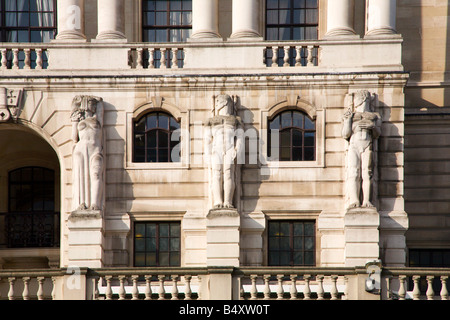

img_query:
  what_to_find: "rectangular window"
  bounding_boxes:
[268,220,315,266]
[265,0,318,41]
[134,221,181,267]
[142,0,192,42]
[0,0,57,42]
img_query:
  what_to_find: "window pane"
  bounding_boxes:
[267,0,278,9]
[147,115,157,129]
[305,132,314,147]
[170,252,180,266]
[159,114,169,129]
[267,10,278,24]
[293,252,303,265]
[135,253,146,267]
[280,130,291,147]
[280,147,291,161]
[155,0,167,10]
[292,130,302,147]
[147,148,157,162]
[304,147,314,161]
[146,253,157,266]
[159,252,169,266]
[305,252,314,265]
[159,238,169,251]
[147,130,157,148]
[281,112,291,128]
[135,238,145,251]
[305,117,315,130]
[135,223,146,237]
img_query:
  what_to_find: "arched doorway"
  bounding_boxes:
[0,126,60,269]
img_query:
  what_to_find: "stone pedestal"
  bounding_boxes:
[67,210,104,268]
[206,209,240,267]
[344,208,380,267]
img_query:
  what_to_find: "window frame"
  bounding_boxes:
[268,110,316,162]
[132,111,181,164]
[267,219,316,267]
[141,0,192,43]
[265,0,319,41]
[133,221,181,267]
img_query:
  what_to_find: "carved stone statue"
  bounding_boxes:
[71,95,105,212]
[205,94,244,210]
[342,90,382,210]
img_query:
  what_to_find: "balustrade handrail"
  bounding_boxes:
[237,266,357,276]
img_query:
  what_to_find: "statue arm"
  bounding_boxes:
[342,110,353,140]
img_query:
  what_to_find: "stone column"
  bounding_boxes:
[324,0,357,38]
[189,0,221,40]
[55,0,86,41]
[366,0,397,36]
[230,0,262,39]
[96,0,126,41]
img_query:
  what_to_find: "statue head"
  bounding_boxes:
[354,90,373,113]
[214,94,234,116]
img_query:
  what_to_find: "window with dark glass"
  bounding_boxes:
[268,220,315,266]
[0,0,56,68]
[265,0,318,41]
[268,110,316,161]
[134,221,181,267]
[142,0,192,42]
[3,166,59,248]
[133,112,181,163]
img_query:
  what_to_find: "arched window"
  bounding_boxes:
[6,166,58,248]
[268,110,316,161]
[133,111,181,163]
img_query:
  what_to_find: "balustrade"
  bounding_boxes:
[384,268,450,300]
[91,268,206,300]
[0,270,62,300]
[0,46,48,70]
[237,268,352,300]
[265,44,319,68]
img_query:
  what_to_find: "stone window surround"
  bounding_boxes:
[260,98,325,168]
[262,210,321,267]
[126,99,189,169]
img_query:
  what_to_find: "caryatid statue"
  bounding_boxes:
[342,90,382,210]
[71,95,105,212]
[205,94,244,210]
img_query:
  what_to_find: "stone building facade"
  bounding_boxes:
[0,0,448,300]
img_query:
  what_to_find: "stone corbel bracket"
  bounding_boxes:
[0,88,24,122]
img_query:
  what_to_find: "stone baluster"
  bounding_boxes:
[330,276,339,300]
[55,0,86,41]
[23,49,31,70]
[317,275,325,300]
[105,276,113,300]
[171,275,179,300]
[8,277,15,300]
[136,48,144,69]
[398,275,406,300]
[307,46,315,67]
[190,0,221,40]
[343,276,349,300]
[12,49,19,69]
[283,47,290,67]
[148,49,155,69]
[289,275,298,300]
[96,0,126,41]
[197,276,203,300]
[441,276,449,300]
[118,276,126,300]
[303,275,312,300]
[325,0,357,38]
[412,276,421,300]
[271,47,278,68]
[184,275,192,300]
[366,0,397,36]
[92,277,99,300]
[145,275,152,300]
[158,275,166,300]
[35,49,43,70]
[51,277,57,300]
[1,49,7,70]
[37,277,45,300]
[426,276,435,300]
[230,0,261,39]
[172,48,179,69]
[250,275,258,300]
[22,277,30,300]
[263,275,271,300]
[160,48,167,69]
[131,275,139,300]
[276,275,284,300]
[295,47,302,67]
